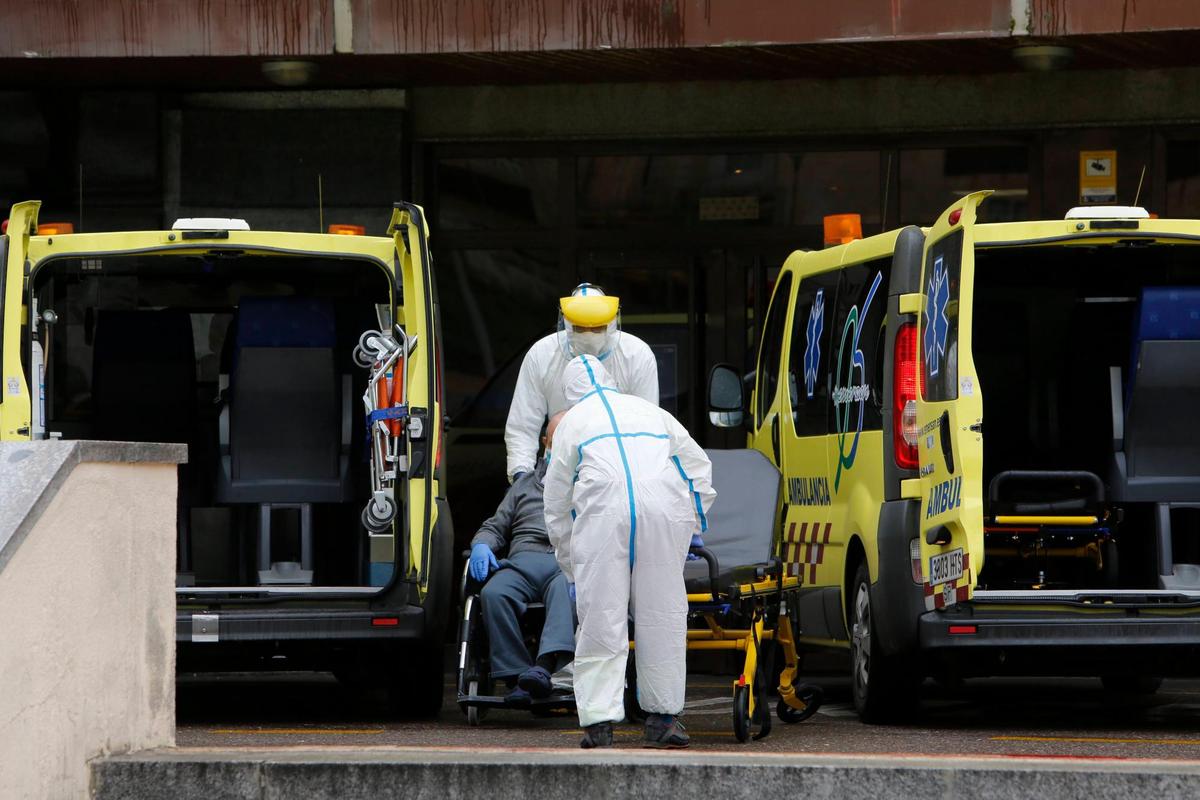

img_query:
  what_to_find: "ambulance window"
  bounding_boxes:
[787,271,838,437]
[756,272,793,427]
[922,229,963,402]
[829,259,891,434]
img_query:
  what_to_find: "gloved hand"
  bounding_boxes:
[686,533,705,561]
[469,543,498,581]
[568,583,576,602]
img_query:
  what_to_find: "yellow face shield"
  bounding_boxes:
[559,295,619,327]
[558,295,621,359]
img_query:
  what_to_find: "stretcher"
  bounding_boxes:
[455,448,823,741]
[354,326,417,532]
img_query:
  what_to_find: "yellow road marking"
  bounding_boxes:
[209,728,385,735]
[993,735,1200,746]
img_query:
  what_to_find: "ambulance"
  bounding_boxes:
[0,202,451,714]
[709,193,1200,721]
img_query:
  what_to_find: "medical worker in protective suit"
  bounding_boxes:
[544,355,715,749]
[505,284,659,484]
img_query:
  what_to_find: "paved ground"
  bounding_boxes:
[176,662,1200,760]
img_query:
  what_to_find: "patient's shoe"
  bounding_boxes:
[504,685,532,706]
[580,721,614,749]
[517,665,554,699]
[643,714,689,749]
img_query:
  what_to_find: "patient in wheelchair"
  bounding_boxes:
[468,412,574,703]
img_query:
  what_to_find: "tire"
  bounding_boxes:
[777,684,824,724]
[1101,674,1163,696]
[732,685,751,743]
[849,562,920,723]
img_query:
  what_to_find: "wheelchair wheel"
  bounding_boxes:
[466,681,486,726]
[732,685,751,743]
[777,684,824,724]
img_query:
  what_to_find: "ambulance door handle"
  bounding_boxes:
[939,410,955,474]
[770,414,781,466]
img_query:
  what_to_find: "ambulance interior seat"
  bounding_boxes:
[215,297,353,585]
[92,309,198,583]
[683,448,780,595]
[1110,287,1200,589]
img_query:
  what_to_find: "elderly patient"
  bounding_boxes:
[468,411,574,702]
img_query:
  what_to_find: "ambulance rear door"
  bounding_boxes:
[388,202,442,598]
[1,202,38,440]
[916,192,988,611]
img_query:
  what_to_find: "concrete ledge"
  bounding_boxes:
[0,440,186,574]
[92,747,1200,800]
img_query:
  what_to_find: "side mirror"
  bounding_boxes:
[707,363,745,428]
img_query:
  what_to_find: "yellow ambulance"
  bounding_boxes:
[0,201,451,714]
[709,193,1200,721]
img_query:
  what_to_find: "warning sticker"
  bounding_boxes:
[6,376,19,396]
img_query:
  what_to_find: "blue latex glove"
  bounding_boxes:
[568,583,576,602]
[469,543,498,581]
[687,533,705,561]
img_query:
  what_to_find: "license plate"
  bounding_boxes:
[929,548,964,585]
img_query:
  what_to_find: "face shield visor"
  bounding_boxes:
[557,294,621,360]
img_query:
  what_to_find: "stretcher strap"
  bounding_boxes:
[367,406,409,424]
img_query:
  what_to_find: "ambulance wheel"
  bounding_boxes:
[850,562,919,724]
[362,497,397,532]
[1101,674,1162,696]
[777,684,824,724]
[466,681,485,726]
[732,685,751,743]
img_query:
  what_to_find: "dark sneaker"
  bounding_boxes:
[517,666,554,699]
[504,685,532,706]
[643,714,689,748]
[580,721,614,749]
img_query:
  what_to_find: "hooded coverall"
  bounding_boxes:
[504,331,659,482]
[543,355,715,727]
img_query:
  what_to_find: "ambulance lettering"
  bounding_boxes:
[924,475,962,519]
[787,476,832,507]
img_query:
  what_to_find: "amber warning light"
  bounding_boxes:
[37,222,75,235]
[328,224,366,236]
[823,213,862,247]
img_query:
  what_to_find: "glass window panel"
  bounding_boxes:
[436,248,560,421]
[1167,141,1200,218]
[436,158,559,230]
[899,147,1028,226]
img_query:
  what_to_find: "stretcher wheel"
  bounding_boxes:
[357,329,383,362]
[777,684,824,724]
[362,496,397,532]
[732,685,751,743]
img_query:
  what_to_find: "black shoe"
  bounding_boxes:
[517,665,554,699]
[580,721,614,749]
[643,714,689,748]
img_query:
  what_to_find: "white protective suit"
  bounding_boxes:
[505,331,659,481]
[543,355,715,727]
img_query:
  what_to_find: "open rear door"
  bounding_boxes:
[388,202,442,597]
[1,201,38,440]
[916,192,988,611]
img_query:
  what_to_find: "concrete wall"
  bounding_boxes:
[0,441,184,800]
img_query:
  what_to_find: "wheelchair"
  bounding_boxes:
[456,557,576,726]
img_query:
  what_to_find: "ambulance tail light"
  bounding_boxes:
[910,538,923,583]
[894,322,919,469]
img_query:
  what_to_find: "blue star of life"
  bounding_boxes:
[924,258,950,378]
[804,289,824,398]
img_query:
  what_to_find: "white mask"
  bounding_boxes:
[569,331,607,357]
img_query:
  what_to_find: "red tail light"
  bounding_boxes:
[893,322,919,469]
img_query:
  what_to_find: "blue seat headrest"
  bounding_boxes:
[1136,287,1200,343]
[235,297,335,349]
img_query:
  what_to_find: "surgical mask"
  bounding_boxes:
[570,331,607,357]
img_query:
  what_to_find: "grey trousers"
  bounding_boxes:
[479,551,575,679]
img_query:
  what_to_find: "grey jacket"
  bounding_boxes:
[469,459,554,557]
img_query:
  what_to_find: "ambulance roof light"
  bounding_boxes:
[1065,206,1149,220]
[37,222,74,235]
[824,213,863,247]
[172,218,251,231]
[328,223,366,235]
